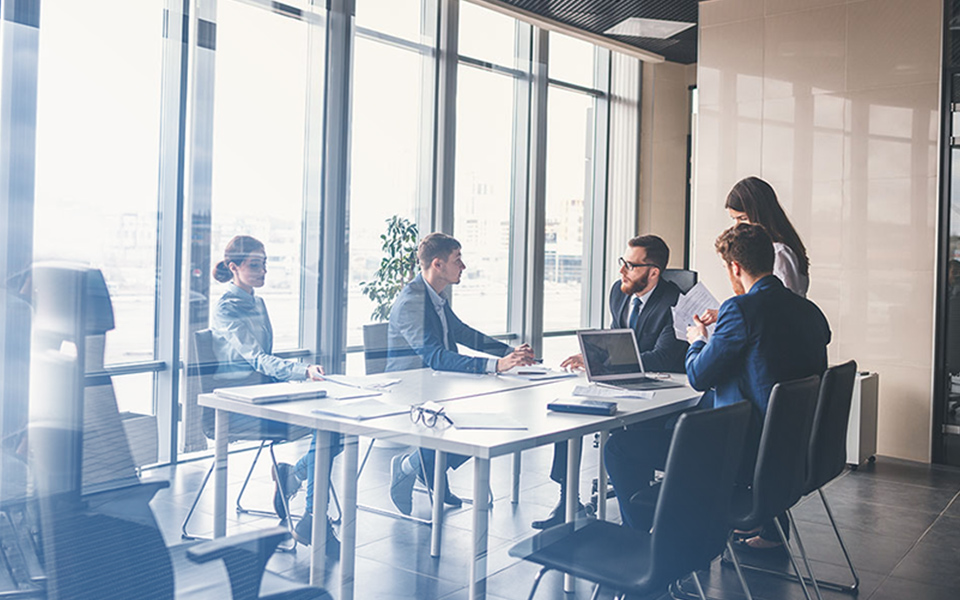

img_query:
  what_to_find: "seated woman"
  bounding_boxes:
[211,234,339,552]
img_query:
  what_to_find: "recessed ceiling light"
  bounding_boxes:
[604,17,695,39]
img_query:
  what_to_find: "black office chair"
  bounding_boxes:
[724,375,823,600]
[181,329,315,543]
[357,322,451,516]
[508,402,752,600]
[362,322,390,376]
[661,269,698,294]
[26,264,331,600]
[728,361,860,594]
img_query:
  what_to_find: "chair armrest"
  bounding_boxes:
[187,527,290,600]
[186,526,289,563]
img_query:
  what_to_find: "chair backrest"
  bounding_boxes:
[661,269,698,294]
[646,401,751,586]
[363,322,390,375]
[191,329,220,395]
[750,375,820,523]
[805,361,858,492]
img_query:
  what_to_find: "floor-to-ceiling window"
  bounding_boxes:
[34,0,166,415]
[542,32,610,361]
[453,2,531,336]
[13,0,640,466]
[208,0,319,350]
[345,0,437,366]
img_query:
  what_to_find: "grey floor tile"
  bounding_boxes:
[867,576,960,600]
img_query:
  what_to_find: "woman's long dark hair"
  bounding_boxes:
[213,235,265,283]
[725,177,809,276]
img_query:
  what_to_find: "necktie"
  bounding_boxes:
[628,296,642,331]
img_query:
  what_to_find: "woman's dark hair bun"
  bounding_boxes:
[213,260,233,283]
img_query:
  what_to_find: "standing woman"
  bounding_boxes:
[212,235,339,552]
[725,176,810,297]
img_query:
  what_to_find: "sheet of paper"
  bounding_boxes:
[502,366,577,381]
[672,281,721,341]
[311,398,407,420]
[322,374,401,391]
[446,412,527,430]
[572,384,653,400]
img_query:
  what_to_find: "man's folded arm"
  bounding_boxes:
[684,303,747,391]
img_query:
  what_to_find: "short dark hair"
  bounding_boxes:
[714,223,775,276]
[627,235,670,270]
[418,232,461,268]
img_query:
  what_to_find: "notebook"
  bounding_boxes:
[213,380,330,404]
[577,329,685,391]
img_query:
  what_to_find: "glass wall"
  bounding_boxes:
[34,0,166,414]
[346,0,436,351]
[543,32,605,333]
[10,0,637,465]
[209,0,318,350]
[453,3,530,335]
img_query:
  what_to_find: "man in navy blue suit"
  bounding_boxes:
[386,232,536,514]
[684,222,830,547]
[532,234,689,529]
[606,223,830,536]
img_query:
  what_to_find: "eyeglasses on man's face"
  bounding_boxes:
[410,403,453,428]
[618,257,658,272]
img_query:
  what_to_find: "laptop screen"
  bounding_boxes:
[577,329,645,381]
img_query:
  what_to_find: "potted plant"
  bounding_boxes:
[359,217,419,375]
[360,216,420,322]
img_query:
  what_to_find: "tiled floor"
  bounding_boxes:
[145,440,960,600]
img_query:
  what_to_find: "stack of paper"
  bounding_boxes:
[572,384,653,400]
[671,282,720,341]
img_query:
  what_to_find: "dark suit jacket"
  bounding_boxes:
[386,274,512,374]
[608,279,688,373]
[685,275,831,414]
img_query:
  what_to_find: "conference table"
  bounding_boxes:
[198,368,701,600]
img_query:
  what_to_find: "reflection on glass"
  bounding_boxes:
[458,1,519,67]
[945,151,960,427]
[34,0,163,366]
[544,87,596,331]
[347,36,432,350]
[356,0,426,43]
[453,66,516,335]
[548,31,596,87]
[210,1,315,350]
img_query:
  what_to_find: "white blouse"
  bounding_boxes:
[773,242,809,297]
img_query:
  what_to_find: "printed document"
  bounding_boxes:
[672,282,720,341]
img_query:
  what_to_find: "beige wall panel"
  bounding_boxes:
[866,363,935,462]
[764,0,848,16]
[698,18,765,107]
[847,0,941,92]
[763,5,847,99]
[700,0,765,27]
[697,0,942,461]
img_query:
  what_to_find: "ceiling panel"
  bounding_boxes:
[490,0,699,64]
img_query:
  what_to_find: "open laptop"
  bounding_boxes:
[577,329,685,391]
[213,380,329,404]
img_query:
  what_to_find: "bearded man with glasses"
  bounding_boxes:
[532,234,690,530]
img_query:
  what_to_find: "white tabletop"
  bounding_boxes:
[198,369,702,459]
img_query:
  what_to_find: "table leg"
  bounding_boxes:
[430,450,447,557]
[340,435,359,600]
[469,457,491,600]
[511,451,521,505]
[310,430,333,587]
[213,409,228,538]
[564,435,583,592]
[597,431,608,522]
